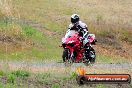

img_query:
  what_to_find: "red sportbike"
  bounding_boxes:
[61,30,97,66]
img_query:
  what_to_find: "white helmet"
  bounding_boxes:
[71,14,80,24]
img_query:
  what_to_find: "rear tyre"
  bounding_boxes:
[84,47,96,66]
[89,48,96,64]
[62,49,73,66]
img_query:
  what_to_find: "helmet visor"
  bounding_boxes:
[71,18,76,23]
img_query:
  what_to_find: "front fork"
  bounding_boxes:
[65,46,74,61]
[65,46,84,62]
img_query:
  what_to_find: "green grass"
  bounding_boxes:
[0,83,17,88]
[0,17,131,64]
[0,69,131,88]
[0,1,131,88]
[96,53,128,63]
[0,20,131,62]
[0,70,30,87]
[0,0,132,62]
[11,70,30,78]
[119,29,132,43]
[35,73,52,84]
[11,0,132,31]
[7,73,16,83]
[96,84,106,88]
[0,21,62,60]
[0,70,67,88]
[0,70,5,77]
[45,21,63,32]
[51,83,60,88]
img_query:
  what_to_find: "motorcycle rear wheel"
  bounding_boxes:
[89,50,96,64]
[84,48,96,66]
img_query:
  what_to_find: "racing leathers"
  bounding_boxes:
[65,21,89,47]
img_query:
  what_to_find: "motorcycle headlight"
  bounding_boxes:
[68,40,74,44]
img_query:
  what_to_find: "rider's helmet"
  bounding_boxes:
[71,14,79,25]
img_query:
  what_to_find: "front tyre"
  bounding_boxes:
[62,49,72,66]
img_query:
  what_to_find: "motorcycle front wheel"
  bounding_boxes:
[62,48,73,66]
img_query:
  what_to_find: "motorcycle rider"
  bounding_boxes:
[63,14,96,63]
[65,14,89,48]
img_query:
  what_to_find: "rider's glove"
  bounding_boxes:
[78,37,84,42]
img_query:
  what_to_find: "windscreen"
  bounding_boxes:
[65,30,76,38]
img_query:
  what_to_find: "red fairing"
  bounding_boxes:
[62,32,84,62]
[87,34,96,44]
[62,31,96,64]
[65,32,80,45]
